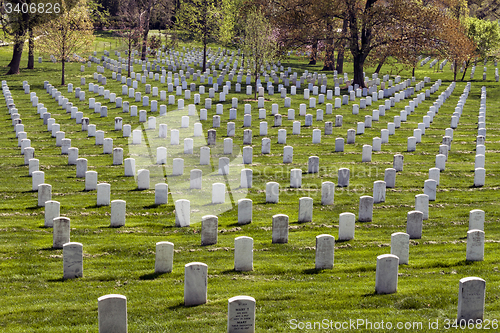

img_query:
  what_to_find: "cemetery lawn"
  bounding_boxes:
[0,35,500,332]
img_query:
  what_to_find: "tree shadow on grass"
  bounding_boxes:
[139,272,166,280]
[47,277,65,283]
[38,225,52,229]
[168,302,186,310]
[220,269,240,275]
[143,203,161,209]
[129,188,147,192]
[303,268,322,275]
[227,221,245,227]
[86,204,102,209]
[38,247,58,251]
[336,239,352,243]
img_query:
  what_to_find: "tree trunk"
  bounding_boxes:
[352,53,366,88]
[27,28,34,69]
[412,66,415,77]
[309,40,317,65]
[254,72,258,100]
[336,47,345,74]
[453,60,457,81]
[141,26,149,61]
[128,39,132,78]
[335,18,349,74]
[141,0,153,61]
[461,59,470,81]
[61,58,65,85]
[374,57,385,74]
[322,42,335,71]
[202,35,207,72]
[7,40,24,75]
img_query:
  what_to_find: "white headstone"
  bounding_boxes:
[98,294,127,333]
[32,171,44,191]
[227,295,256,333]
[110,200,126,227]
[406,210,424,239]
[358,196,373,222]
[44,200,60,227]
[384,168,396,188]
[38,183,52,207]
[76,158,87,178]
[391,232,409,265]
[321,181,335,205]
[234,237,253,271]
[85,171,98,191]
[308,156,319,173]
[53,216,70,249]
[63,242,83,279]
[315,234,334,269]
[338,168,350,187]
[238,199,252,225]
[272,214,288,243]
[137,169,150,190]
[393,154,404,172]
[424,179,437,201]
[373,180,386,203]
[429,167,440,186]
[466,229,485,261]
[175,199,190,227]
[201,215,218,245]
[124,158,135,177]
[457,277,486,321]
[184,262,208,306]
[338,212,355,240]
[415,194,429,220]
[266,182,279,203]
[474,168,485,187]
[97,183,111,206]
[155,241,174,273]
[298,197,313,222]
[469,209,485,231]
[375,254,399,294]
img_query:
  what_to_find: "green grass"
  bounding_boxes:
[0,32,499,332]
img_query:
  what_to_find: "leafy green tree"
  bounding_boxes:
[242,7,277,99]
[0,0,66,74]
[37,0,95,85]
[176,0,221,72]
[466,16,500,60]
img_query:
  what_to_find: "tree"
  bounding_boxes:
[0,0,69,74]
[242,7,277,100]
[466,16,500,60]
[176,0,221,72]
[118,0,143,78]
[271,0,341,69]
[270,0,464,87]
[37,0,95,85]
[440,18,477,81]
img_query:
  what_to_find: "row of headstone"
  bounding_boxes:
[97,292,256,333]
[474,86,487,187]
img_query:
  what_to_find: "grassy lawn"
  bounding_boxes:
[0,31,499,332]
